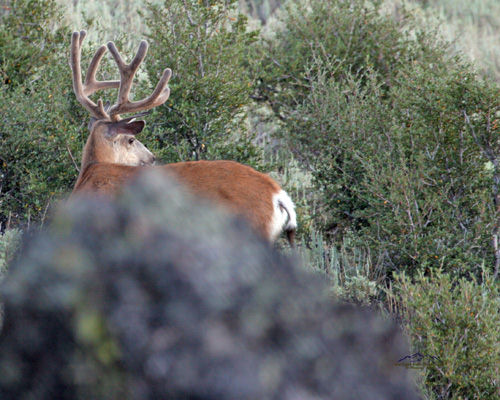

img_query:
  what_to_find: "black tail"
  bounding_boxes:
[286,229,296,248]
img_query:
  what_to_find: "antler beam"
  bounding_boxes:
[70,30,120,120]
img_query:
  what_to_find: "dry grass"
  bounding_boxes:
[388,0,500,81]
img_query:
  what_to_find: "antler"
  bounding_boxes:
[70,30,120,120]
[70,30,172,122]
[107,41,172,121]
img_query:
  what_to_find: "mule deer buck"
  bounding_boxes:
[70,31,296,245]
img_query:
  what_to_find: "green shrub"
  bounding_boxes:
[0,0,67,88]
[0,0,80,227]
[0,75,87,226]
[143,0,263,165]
[309,63,497,277]
[256,0,420,119]
[388,268,499,399]
[257,0,499,277]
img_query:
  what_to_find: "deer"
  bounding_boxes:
[69,30,297,245]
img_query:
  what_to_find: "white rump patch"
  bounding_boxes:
[269,190,297,241]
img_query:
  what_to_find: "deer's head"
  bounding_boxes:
[85,117,155,166]
[70,31,171,169]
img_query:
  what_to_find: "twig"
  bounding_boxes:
[182,0,196,26]
[493,234,499,280]
[40,196,53,229]
[463,110,498,166]
[66,144,80,172]
[463,110,499,279]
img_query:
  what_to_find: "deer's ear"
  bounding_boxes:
[107,120,145,137]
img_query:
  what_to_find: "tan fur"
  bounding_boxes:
[79,122,155,170]
[73,161,282,240]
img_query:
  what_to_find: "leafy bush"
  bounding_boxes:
[310,63,497,277]
[0,78,85,227]
[0,0,80,227]
[143,0,263,165]
[256,0,419,120]
[387,268,499,399]
[0,0,67,88]
[257,0,499,277]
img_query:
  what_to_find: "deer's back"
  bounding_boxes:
[162,160,281,236]
[72,163,139,195]
[72,160,281,238]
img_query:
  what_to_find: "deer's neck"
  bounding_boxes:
[73,134,117,194]
[80,134,115,171]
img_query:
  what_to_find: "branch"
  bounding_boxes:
[66,144,80,173]
[182,0,197,26]
[463,110,498,167]
[463,110,500,280]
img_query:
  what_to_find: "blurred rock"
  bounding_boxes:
[0,171,418,399]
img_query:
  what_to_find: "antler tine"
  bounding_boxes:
[107,40,171,121]
[107,40,148,108]
[129,40,149,72]
[83,45,120,96]
[110,68,172,118]
[70,30,110,120]
[78,30,86,47]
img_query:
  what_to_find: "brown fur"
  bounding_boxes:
[72,161,283,240]
[80,130,114,168]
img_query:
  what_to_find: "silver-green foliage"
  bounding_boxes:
[298,231,381,306]
[0,229,21,279]
[0,172,419,399]
[59,0,160,41]
[387,267,499,399]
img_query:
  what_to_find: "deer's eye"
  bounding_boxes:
[128,138,135,145]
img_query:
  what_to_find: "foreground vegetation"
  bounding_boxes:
[0,174,420,399]
[1,0,499,398]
